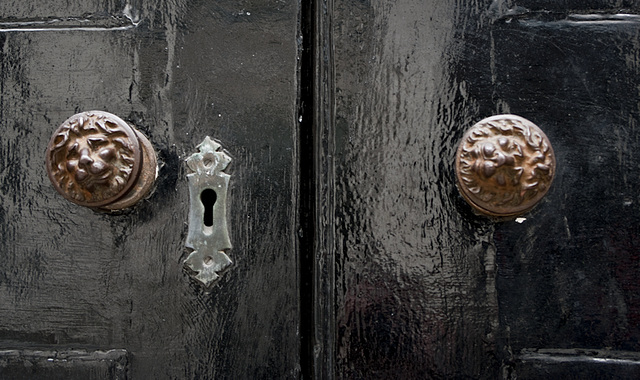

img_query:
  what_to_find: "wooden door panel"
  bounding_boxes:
[491,8,640,377]
[0,1,125,20]
[331,1,498,378]
[0,349,128,380]
[329,0,640,378]
[3,0,640,378]
[0,1,301,378]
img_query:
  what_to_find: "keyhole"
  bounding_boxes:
[200,189,217,227]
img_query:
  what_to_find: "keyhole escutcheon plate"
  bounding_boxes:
[185,137,232,288]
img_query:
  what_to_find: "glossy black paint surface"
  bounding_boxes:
[0,349,128,379]
[0,1,300,378]
[492,5,640,364]
[3,0,640,379]
[330,0,640,378]
[332,1,498,377]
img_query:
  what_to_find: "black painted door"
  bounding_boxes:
[324,0,640,379]
[3,0,640,379]
[0,1,301,378]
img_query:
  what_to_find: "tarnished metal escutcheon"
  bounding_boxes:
[455,114,556,217]
[46,111,157,210]
[184,137,233,288]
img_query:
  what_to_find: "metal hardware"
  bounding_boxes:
[45,111,157,210]
[455,114,556,217]
[184,137,232,287]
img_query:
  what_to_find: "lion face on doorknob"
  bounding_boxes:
[46,112,140,207]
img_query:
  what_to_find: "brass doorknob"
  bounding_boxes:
[455,114,556,217]
[45,111,157,210]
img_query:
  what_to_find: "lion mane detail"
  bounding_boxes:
[48,113,136,204]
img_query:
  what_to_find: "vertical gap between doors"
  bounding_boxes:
[299,0,334,377]
[298,0,316,378]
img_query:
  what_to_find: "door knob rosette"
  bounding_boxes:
[455,114,556,217]
[45,111,157,210]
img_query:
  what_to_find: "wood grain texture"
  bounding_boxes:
[331,0,640,378]
[0,349,128,380]
[490,11,640,375]
[0,1,126,20]
[332,0,499,378]
[4,0,640,378]
[0,0,300,378]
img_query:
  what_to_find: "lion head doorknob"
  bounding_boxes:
[455,114,556,217]
[45,111,157,210]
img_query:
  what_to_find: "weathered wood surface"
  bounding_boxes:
[4,0,640,379]
[330,0,640,378]
[0,1,301,378]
